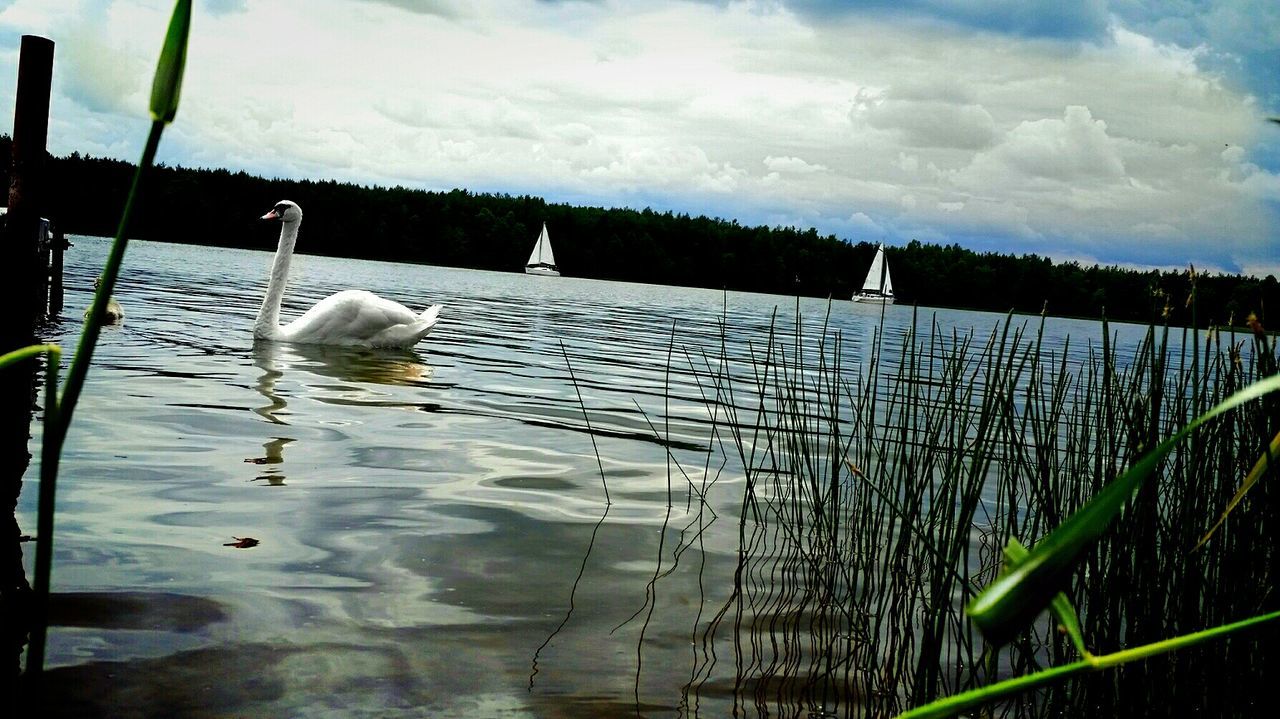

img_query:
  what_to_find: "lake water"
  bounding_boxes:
[17,236,1158,717]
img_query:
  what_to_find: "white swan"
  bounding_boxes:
[255,200,443,348]
[85,276,124,324]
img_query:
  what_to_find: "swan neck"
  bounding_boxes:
[255,220,299,337]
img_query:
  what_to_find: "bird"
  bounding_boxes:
[254,200,442,348]
[85,275,124,324]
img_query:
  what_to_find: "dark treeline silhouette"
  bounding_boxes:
[3,135,1275,326]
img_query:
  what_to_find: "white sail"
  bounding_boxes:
[861,244,887,292]
[526,223,556,267]
[852,243,894,303]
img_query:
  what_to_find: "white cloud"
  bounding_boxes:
[862,97,998,150]
[955,106,1125,188]
[0,0,1273,275]
[763,155,828,174]
[845,211,885,237]
[59,27,147,114]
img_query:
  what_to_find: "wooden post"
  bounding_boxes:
[0,35,54,688]
[2,35,55,334]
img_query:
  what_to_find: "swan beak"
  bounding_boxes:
[260,210,280,221]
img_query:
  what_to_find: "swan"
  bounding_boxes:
[85,276,124,324]
[255,200,443,348]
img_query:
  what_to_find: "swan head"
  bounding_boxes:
[261,200,302,224]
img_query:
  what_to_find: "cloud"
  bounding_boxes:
[59,30,146,114]
[1,0,1274,276]
[582,144,746,194]
[956,105,1125,187]
[789,0,1111,40]
[1111,0,1280,109]
[763,155,828,174]
[861,96,998,150]
[205,0,248,15]
[364,0,469,20]
[845,211,885,237]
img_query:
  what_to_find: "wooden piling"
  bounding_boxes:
[0,35,54,687]
[2,35,55,335]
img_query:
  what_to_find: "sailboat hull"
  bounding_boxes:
[525,265,560,277]
[851,293,894,304]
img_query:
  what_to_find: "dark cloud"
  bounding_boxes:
[784,1,1278,111]
[363,0,466,20]
[1111,0,1280,109]
[786,0,1111,40]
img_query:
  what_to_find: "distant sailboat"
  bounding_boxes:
[525,222,560,277]
[852,243,894,304]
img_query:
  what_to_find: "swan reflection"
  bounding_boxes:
[249,341,435,485]
[245,437,294,485]
[253,340,433,393]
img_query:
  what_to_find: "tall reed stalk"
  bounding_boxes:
[654,303,1277,718]
[0,0,191,678]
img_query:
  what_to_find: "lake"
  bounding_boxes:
[18,236,1161,717]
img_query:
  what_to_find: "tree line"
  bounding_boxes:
[3,135,1275,327]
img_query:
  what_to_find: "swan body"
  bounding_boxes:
[255,200,442,348]
[85,276,124,324]
[101,298,125,324]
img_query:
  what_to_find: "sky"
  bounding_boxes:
[1,0,1278,277]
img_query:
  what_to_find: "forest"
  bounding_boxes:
[3,135,1276,327]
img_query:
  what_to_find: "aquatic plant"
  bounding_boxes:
[0,0,191,677]
[646,302,1278,717]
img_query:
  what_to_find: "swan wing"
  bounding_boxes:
[279,290,440,348]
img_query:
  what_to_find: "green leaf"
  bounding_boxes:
[0,344,60,370]
[967,372,1280,645]
[1003,537,1089,658]
[897,609,1280,719]
[149,0,192,123]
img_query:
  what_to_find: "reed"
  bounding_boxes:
[0,0,191,678]
[661,303,1278,718]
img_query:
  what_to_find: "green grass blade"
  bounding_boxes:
[149,0,191,123]
[898,609,1280,719]
[26,0,190,677]
[1003,537,1089,658]
[0,344,60,370]
[967,372,1280,645]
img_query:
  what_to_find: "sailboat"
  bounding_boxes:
[852,242,894,304]
[525,222,560,276]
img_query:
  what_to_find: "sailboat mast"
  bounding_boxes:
[878,247,885,293]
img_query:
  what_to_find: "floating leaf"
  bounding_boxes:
[223,537,259,549]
